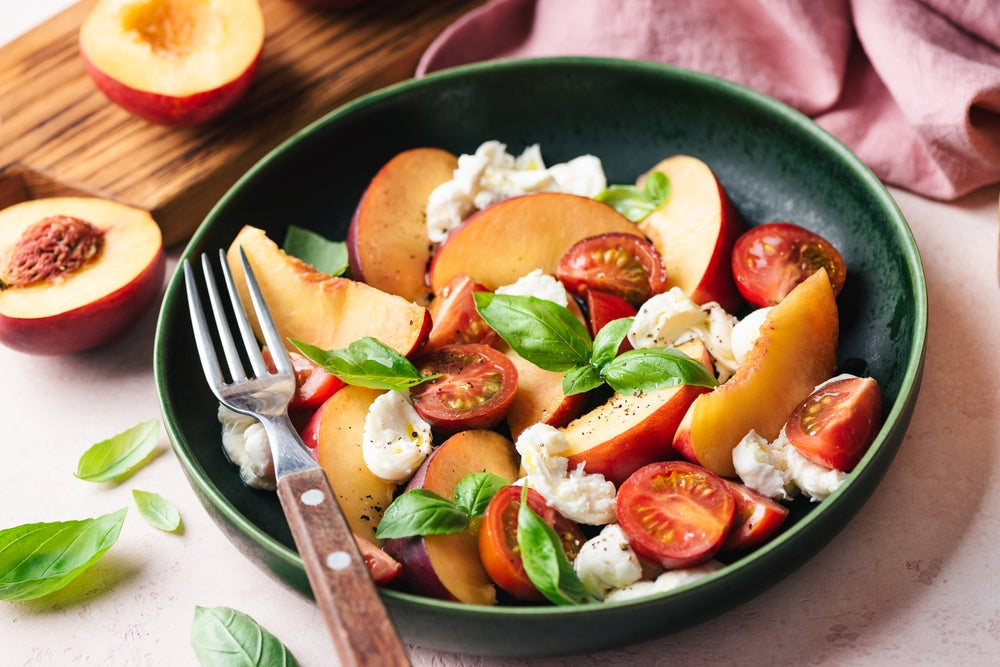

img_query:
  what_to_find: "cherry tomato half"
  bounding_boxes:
[262,346,345,413]
[425,273,500,351]
[785,375,882,471]
[478,485,586,601]
[410,343,518,434]
[731,222,846,307]
[616,461,736,569]
[557,232,668,306]
[721,479,789,551]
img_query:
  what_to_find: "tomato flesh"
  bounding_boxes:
[731,222,846,307]
[557,232,668,306]
[785,375,882,471]
[478,485,586,601]
[262,346,344,413]
[425,273,500,351]
[410,343,518,434]
[721,479,789,551]
[616,461,735,569]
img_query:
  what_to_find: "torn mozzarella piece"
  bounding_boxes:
[573,524,643,600]
[733,427,848,502]
[785,445,848,501]
[604,561,724,602]
[515,423,617,525]
[362,390,433,483]
[495,268,570,307]
[218,404,275,491]
[731,306,772,366]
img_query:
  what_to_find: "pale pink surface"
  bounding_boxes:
[418,0,1000,201]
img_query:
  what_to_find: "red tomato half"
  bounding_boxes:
[410,343,518,434]
[557,233,668,306]
[425,273,500,351]
[731,222,846,307]
[478,485,586,601]
[785,375,882,471]
[721,480,789,551]
[262,346,345,413]
[616,461,736,569]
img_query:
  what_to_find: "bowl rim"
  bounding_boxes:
[155,55,928,625]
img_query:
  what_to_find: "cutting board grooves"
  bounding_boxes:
[0,0,482,246]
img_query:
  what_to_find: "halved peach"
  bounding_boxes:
[0,197,164,355]
[226,225,430,355]
[428,193,643,292]
[347,148,458,305]
[672,269,839,476]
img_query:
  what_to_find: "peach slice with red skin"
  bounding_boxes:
[0,197,164,355]
[638,155,747,312]
[428,192,644,293]
[79,0,265,126]
[225,225,430,356]
[383,429,519,605]
[348,148,459,305]
[672,269,839,477]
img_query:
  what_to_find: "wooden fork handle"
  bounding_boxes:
[276,467,411,667]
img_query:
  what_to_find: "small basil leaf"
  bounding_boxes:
[75,418,160,483]
[516,486,592,605]
[0,508,127,601]
[132,489,182,533]
[643,171,672,206]
[602,347,718,394]
[191,605,298,667]
[291,337,433,390]
[375,489,470,539]
[590,317,634,367]
[593,185,657,222]
[453,472,509,517]
[474,293,592,371]
[282,225,348,277]
[561,364,604,396]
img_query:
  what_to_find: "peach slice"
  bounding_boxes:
[672,269,839,477]
[226,225,430,355]
[347,148,458,305]
[428,192,643,292]
[504,348,590,442]
[79,0,265,126]
[561,383,709,488]
[0,197,164,355]
[298,385,397,545]
[384,429,519,605]
[638,155,746,312]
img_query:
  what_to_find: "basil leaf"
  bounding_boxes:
[516,487,592,605]
[283,225,348,277]
[375,490,470,539]
[453,473,508,518]
[602,347,718,394]
[593,185,658,222]
[75,418,160,483]
[0,508,127,601]
[643,170,672,205]
[191,605,298,667]
[474,293,592,372]
[591,317,634,367]
[291,337,432,390]
[561,364,604,396]
[132,489,181,532]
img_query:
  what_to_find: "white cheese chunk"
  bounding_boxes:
[603,561,724,602]
[362,390,434,483]
[574,524,643,600]
[495,268,570,307]
[218,404,276,491]
[731,306,772,366]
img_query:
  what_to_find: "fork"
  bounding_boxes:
[184,248,411,667]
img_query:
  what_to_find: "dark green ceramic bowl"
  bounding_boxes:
[154,58,926,657]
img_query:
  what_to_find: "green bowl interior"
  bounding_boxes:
[155,57,926,657]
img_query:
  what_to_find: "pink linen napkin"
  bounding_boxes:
[417,0,1000,201]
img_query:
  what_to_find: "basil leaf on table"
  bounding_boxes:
[516,486,592,606]
[602,347,718,394]
[191,605,298,667]
[0,508,127,601]
[282,224,348,277]
[75,418,160,483]
[132,489,182,533]
[292,337,434,390]
[474,292,592,371]
[375,490,470,539]
[453,472,509,518]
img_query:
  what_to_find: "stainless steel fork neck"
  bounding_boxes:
[257,412,321,477]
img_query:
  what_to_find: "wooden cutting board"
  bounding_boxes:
[0,0,482,246]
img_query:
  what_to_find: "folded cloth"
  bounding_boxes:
[417,0,1000,201]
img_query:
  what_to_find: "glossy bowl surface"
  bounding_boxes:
[154,57,926,657]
